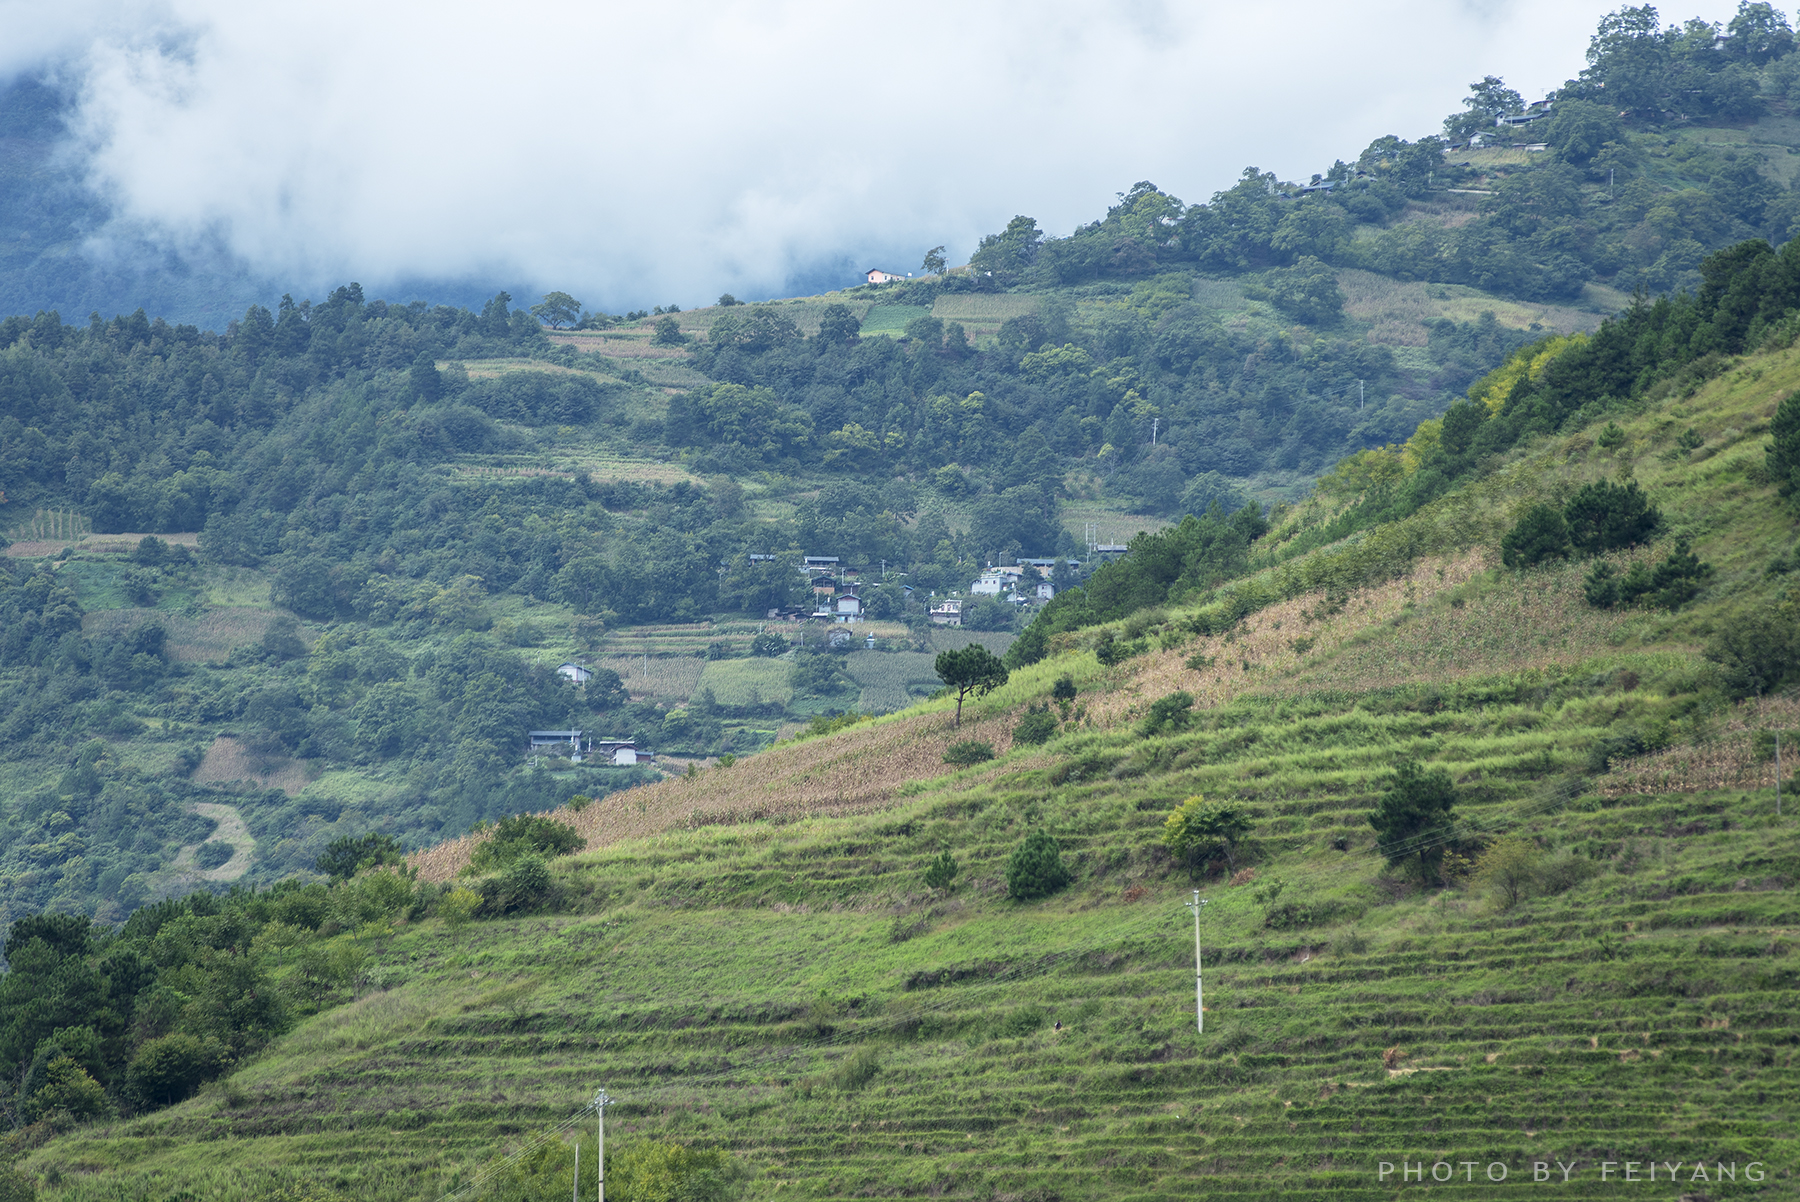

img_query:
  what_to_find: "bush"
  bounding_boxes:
[922,850,959,891]
[944,740,995,765]
[470,814,586,871]
[1471,836,1539,910]
[1584,541,1713,611]
[1367,758,1458,877]
[125,1033,232,1108]
[1006,829,1071,901]
[1139,690,1196,735]
[0,1166,34,1202]
[478,854,556,915]
[1051,674,1077,703]
[1013,706,1058,745]
[1562,479,1660,555]
[194,841,234,870]
[750,630,788,656]
[23,1055,113,1124]
[1162,795,1252,871]
[1769,389,1799,506]
[317,833,403,881]
[1500,504,1571,569]
[1705,605,1800,697]
[1094,630,1146,666]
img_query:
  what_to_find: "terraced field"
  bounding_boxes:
[27,576,1799,1200]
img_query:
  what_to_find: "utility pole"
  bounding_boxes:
[1358,379,1364,411]
[593,1088,616,1202]
[573,1142,580,1202]
[1777,730,1783,818]
[1184,891,1208,1034]
[1151,417,1159,446]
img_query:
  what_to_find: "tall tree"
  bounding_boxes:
[530,292,582,329]
[934,644,1008,726]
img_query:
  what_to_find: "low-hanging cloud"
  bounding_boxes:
[6,0,1746,308]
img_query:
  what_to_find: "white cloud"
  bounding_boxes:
[6,0,1749,308]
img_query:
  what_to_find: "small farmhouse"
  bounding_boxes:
[557,662,594,684]
[589,739,643,766]
[929,599,962,626]
[864,269,906,284]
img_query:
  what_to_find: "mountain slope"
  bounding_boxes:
[12,328,1798,1202]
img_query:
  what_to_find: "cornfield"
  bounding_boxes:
[598,654,705,703]
[844,650,941,713]
[696,658,793,707]
[1602,694,1800,797]
[408,705,1034,883]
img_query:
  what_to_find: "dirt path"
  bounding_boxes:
[168,802,256,882]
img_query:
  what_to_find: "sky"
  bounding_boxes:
[0,0,1754,311]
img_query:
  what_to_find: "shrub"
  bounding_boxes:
[1013,706,1058,745]
[1769,389,1800,506]
[478,854,556,915]
[194,841,234,870]
[922,850,959,891]
[1162,795,1252,871]
[470,814,585,871]
[1535,853,1599,895]
[944,740,995,765]
[1051,674,1077,703]
[1563,479,1660,556]
[23,1055,113,1124]
[1006,829,1071,900]
[125,1033,231,1108]
[438,887,481,932]
[749,630,787,657]
[316,833,403,881]
[1094,630,1146,666]
[1585,541,1713,611]
[328,867,416,928]
[0,1167,32,1202]
[1367,758,1458,877]
[1471,836,1539,910]
[1705,605,1800,697]
[1139,690,1196,735]
[1500,504,1571,569]
[611,1141,742,1202]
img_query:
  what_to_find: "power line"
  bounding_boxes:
[434,785,1614,1198]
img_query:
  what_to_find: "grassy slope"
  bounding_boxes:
[21,337,1800,1200]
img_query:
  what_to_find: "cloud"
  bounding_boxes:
[7,0,1748,309]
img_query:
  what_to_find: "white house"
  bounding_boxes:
[557,662,593,685]
[929,599,962,626]
[865,269,906,284]
[590,739,640,766]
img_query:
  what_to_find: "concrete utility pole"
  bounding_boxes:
[593,1088,616,1202]
[1184,891,1208,1034]
[573,1143,580,1202]
[1151,417,1159,446]
[1777,730,1783,818]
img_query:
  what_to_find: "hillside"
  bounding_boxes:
[7,296,1797,1200]
[18,8,1800,926]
